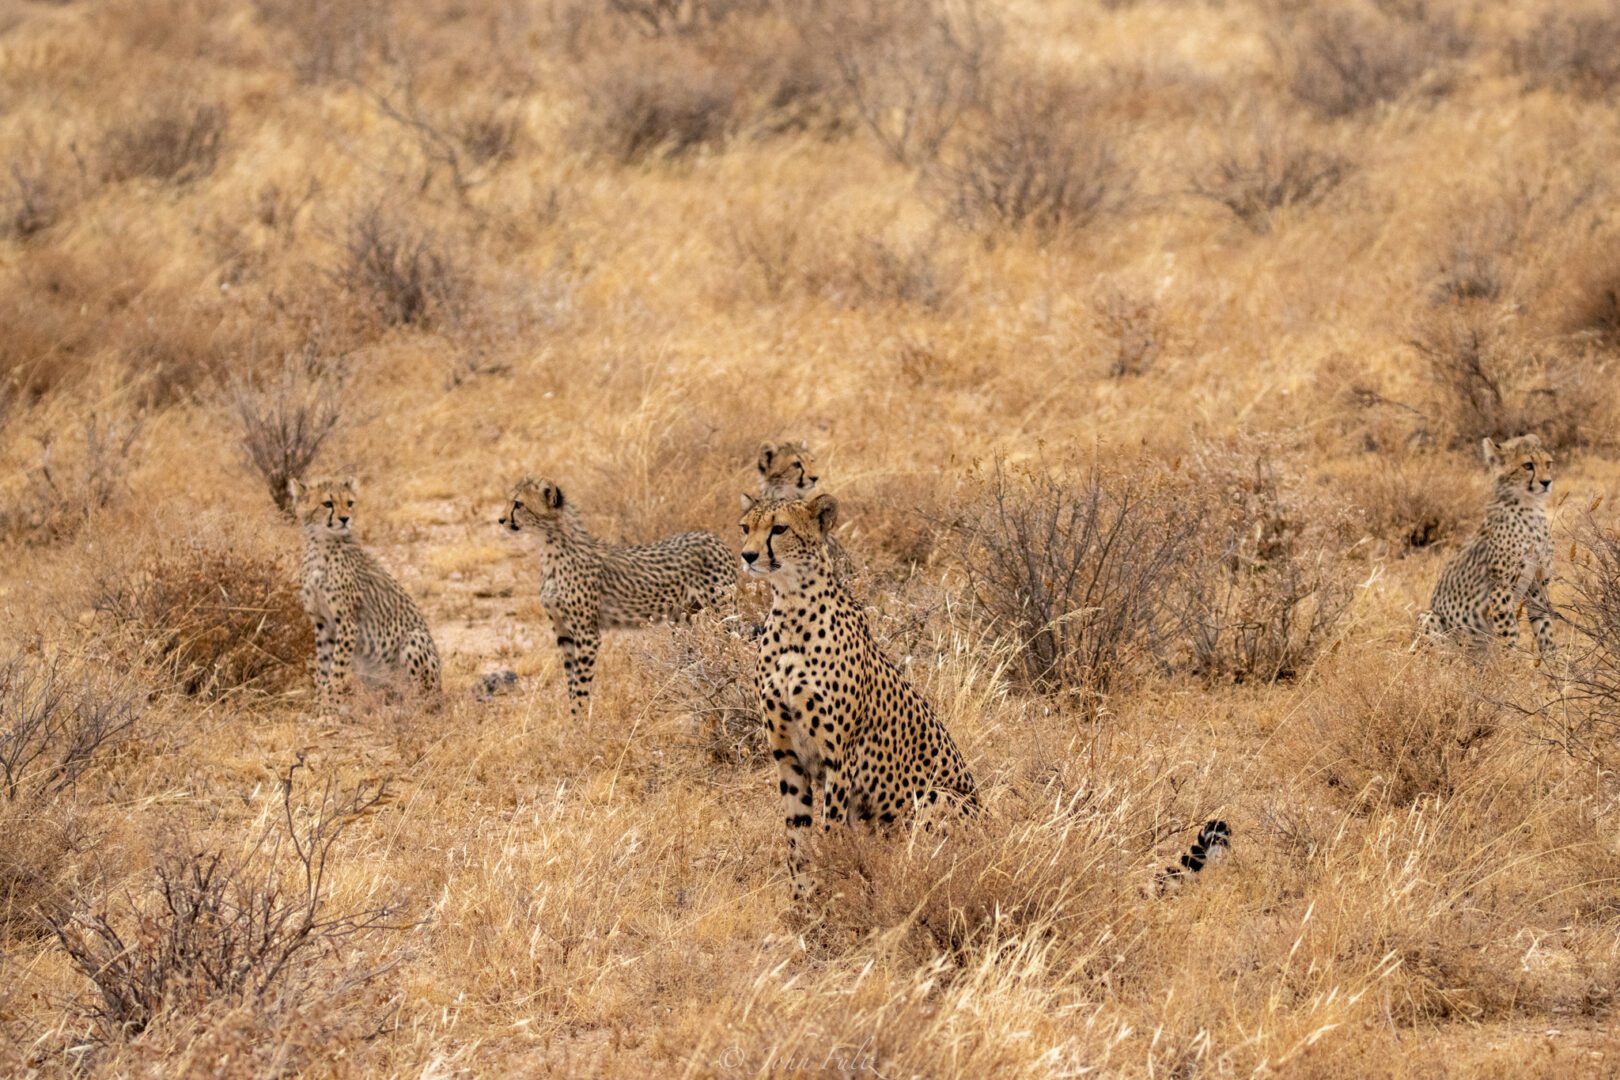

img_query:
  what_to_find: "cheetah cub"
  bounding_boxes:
[291,476,441,704]
[757,441,821,501]
[756,441,854,580]
[739,492,977,899]
[1420,434,1557,657]
[499,477,735,716]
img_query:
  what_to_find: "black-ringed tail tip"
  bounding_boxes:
[1158,819,1232,893]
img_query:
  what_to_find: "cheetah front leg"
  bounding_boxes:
[1486,584,1521,651]
[763,690,816,899]
[1526,577,1557,660]
[546,600,600,717]
[571,629,602,717]
[312,615,336,704]
[552,630,585,716]
[319,609,358,705]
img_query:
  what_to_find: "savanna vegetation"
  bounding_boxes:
[2,0,1620,1075]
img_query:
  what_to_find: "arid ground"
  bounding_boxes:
[3,0,1620,1076]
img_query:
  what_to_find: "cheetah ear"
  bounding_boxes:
[342,475,359,494]
[1481,438,1502,467]
[757,443,776,474]
[807,492,838,538]
[287,477,304,502]
[545,483,564,509]
[740,492,757,514]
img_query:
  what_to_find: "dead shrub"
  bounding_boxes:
[101,100,226,186]
[1557,246,1620,348]
[1530,517,1620,769]
[651,616,764,765]
[336,203,466,330]
[1179,445,1354,684]
[606,0,763,37]
[787,0,999,165]
[455,109,522,167]
[941,77,1128,239]
[1296,648,1504,813]
[228,342,345,518]
[0,654,142,805]
[1430,233,1513,308]
[726,202,808,301]
[1284,5,1467,118]
[574,42,737,163]
[951,457,1201,706]
[4,163,56,240]
[1331,441,1475,553]
[0,655,138,939]
[0,797,85,942]
[1091,282,1167,378]
[2,141,82,241]
[817,228,959,310]
[1511,8,1620,99]
[93,538,306,700]
[2,411,145,545]
[50,763,403,1043]
[1189,122,1351,234]
[252,0,394,84]
[1409,305,1611,451]
[735,21,850,140]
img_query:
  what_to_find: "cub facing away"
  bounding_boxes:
[499,476,735,716]
[738,491,977,899]
[290,476,441,704]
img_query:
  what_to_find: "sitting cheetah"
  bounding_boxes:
[1420,435,1557,657]
[756,441,854,579]
[290,476,441,703]
[499,476,735,716]
[738,492,977,898]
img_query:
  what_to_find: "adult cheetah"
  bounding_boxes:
[499,476,735,716]
[1420,434,1557,657]
[290,476,441,703]
[738,491,977,898]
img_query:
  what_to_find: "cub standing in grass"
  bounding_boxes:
[739,491,977,899]
[1420,434,1558,658]
[291,476,441,704]
[499,476,735,717]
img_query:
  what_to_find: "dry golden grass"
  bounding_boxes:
[3,0,1620,1074]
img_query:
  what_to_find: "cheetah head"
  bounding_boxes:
[738,492,837,578]
[1484,435,1553,500]
[757,441,820,502]
[499,476,566,533]
[289,476,357,536]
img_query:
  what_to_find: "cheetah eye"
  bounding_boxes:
[322,500,334,509]
[1523,462,1534,472]
[740,524,748,535]
[770,524,789,536]
[513,500,524,510]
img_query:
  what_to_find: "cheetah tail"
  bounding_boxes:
[1157,819,1231,893]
